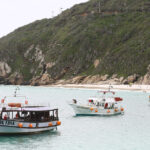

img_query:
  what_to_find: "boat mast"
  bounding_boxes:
[108,84,113,92]
[14,87,20,97]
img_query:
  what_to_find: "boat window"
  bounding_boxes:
[54,110,57,119]
[0,109,58,122]
[50,111,54,120]
[20,111,29,120]
[30,112,36,121]
[14,112,19,119]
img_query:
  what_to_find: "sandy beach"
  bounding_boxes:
[49,84,150,92]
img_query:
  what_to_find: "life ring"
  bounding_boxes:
[90,107,94,111]
[121,107,124,111]
[8,103,21,107]
[18,123,23,128]
[29,124,33,128]
[107,109,110,113]
[48,122,53,127]
[114,109,118,112]
[25,100,28,105]
[95,109,98,112]
[57,121,61,125]
[1,99,4,103]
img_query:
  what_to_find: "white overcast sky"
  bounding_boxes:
[0,0,88,38]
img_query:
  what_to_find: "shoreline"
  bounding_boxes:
[47,84,150,92]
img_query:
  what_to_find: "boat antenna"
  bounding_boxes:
[14,87,20,97]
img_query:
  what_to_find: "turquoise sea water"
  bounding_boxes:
[0,85,149,150]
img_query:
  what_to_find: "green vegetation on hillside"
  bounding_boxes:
[0,0,150,81]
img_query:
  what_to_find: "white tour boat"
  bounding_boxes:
[0,88,61,134]
[69,89,124,116]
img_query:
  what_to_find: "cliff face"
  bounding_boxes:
[0,0,150,85]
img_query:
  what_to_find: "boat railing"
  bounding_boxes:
[0,102,51,108]
[13,117,59,123]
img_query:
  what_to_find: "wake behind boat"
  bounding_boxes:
[0,88,61,135]
[69,88,124,116]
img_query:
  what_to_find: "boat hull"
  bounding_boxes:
[69,104,124,116]
[0,120,59,135]
[0,126,56,135]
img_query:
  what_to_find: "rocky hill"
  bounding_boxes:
[0,0,150,85]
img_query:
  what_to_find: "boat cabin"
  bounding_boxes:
[87,91,123,109]
[0,106,59,122]
[88,98,116,109]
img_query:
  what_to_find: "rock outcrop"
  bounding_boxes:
[8,72,24,85]
[0,62,11,77]
[94,59,100,68]
[30,73,54,86]
[137,65,150,84]
[127,74,139,83]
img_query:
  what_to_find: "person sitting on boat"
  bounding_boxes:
[111,103,114,109]
[31,112,36,121]
[15,112,20,119]
[102,99,106,102]
[96,102,100,106]
[73,99,77,104]
[16,113,18,119]
[41,116,44,121]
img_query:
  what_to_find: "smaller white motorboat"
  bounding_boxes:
[0,88,61,135]
[69,89,124,116]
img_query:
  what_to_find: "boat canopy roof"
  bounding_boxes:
[21,106,55,112]
[2,106,57,112]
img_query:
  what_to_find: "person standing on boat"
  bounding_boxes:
[104,103,108,109]
[4,114,8,120]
